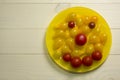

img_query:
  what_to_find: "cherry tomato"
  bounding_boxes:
[54,50,62,59]
[62,45,71,53]
[90,16,98,22]
[68,21,75,28]
[92,51,102,61]
[76,17,84,27]
[88,22,96,29]
[70,57,82,68]
[53,38,64,50]
[60,22,68,30]
[53,30,64,39]
[94,43,103,52]
[86,44,94,54]
[81,26,91,34]
[66,38,75,51]
[66,12,77,22]
[89,35,100,44]
[100,32,107,45]
[71,49,80,57]
[93,24,101,34]
[54,22,68,30]
[84,16,90,24]
[64,30,70,39]
[82,56,93,66]
[62,53,71,62]
[70,26,79,37]
[75,33,87,46]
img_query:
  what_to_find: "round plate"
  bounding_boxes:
[46,7,112,73]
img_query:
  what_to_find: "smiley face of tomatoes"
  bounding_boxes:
[52,12,107,69]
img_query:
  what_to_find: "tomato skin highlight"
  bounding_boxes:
[62,53,71,62]
[92,51,102,61]
[82,56,93,66]
[70,57,82,68]
[75,34,87,46]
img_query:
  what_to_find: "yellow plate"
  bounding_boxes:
[46,7,112,73]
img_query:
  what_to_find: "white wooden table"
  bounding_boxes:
[0,0,120,80]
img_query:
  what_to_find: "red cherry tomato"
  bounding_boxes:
[82,56,93,66]
[68,21,75,28]
[62,53,71,62]
[70,57,82,68]
[92,51,102,61]
[88,22,96,29]
[75,34,87,46]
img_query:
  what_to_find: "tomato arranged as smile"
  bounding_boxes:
[46,7,112,72]
[70,57,82,68]
[62,53,71,62]
[92,51,102,60]
[53,12,106,68]
[82,56,93,66]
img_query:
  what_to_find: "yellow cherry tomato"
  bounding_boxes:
[81,25,91,34]
[100,32,107,45]
[93,24,101,35]
[75,44,86,53]
[90,16,98,22]
[66,38,75,51]
[53,50,62,59]
[94,43,103,52]
[84,16,90,24]
[70,26,79,37]
[79,50,85,57]
[54,22,68,30]
[71,49,80,57]
[77,28,82,34]
[72,49,85,57]
[53,38,64,50]
[64,30,70,39]
[66,12,77,22]
[61,22,68,30]
[53,30,64,39]
[95,25,101,33]
[89,35,100,44]
[62,45,71,53]
[76,16,84,27]
[86,44,94,54]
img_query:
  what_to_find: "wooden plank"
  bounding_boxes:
[0,55,119,80]
[0,29,118,55]
[0,4,120,29]
[0,29,43,54]
[0,4,56,29]
[0,0,120,3]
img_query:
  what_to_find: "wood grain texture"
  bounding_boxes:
[0,4,120,29]
[0,0,120,3]
[0,55,119,80]
[0,2,120,80]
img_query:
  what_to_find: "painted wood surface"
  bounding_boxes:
[0,1,120,80]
